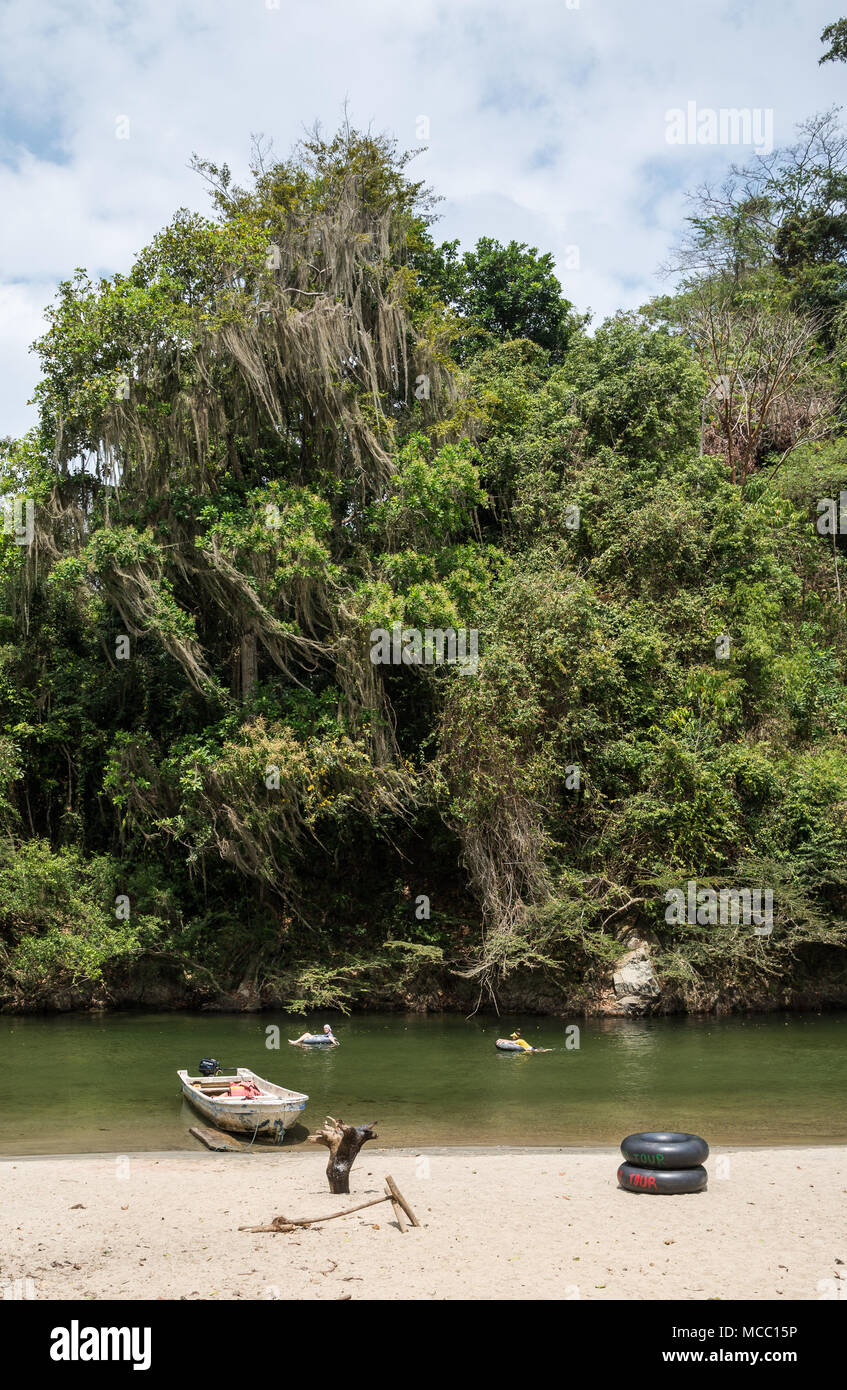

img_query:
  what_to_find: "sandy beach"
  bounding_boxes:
[1,1145,845,1301]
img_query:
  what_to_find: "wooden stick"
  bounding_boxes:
[385,1181,406,1232]
[240,1173,422,1234]
[239,1193,390,1233]
[385,1174,420,1228]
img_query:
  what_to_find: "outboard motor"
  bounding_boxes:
[199,1058,221,1077]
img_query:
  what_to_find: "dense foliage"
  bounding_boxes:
[2,115,847,1014]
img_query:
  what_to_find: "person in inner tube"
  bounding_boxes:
[509,1031,534,1052]
[289,1023,340,1046]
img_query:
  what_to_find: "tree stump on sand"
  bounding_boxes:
[309,1115,378,1194]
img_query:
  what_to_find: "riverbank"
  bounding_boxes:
[3,1146,844,1300]
[5,959,847,1017]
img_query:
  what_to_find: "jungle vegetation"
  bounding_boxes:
[2,99,847,1014]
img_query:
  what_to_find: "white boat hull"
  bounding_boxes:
[178,1068,308,1144]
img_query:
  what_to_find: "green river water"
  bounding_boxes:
[1,1010,845,1155]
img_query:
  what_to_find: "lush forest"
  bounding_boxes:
[3,75,847,1015]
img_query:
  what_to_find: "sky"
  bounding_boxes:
[0,0,844,439]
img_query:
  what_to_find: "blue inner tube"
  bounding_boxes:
[301,1034,334,1045]
[495,1039,524,1051]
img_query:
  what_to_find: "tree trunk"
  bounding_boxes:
[308,1115,378,1194]
[240,630,258,699]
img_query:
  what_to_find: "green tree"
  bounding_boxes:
[416,235,583,359]
[2,120,847,1016]
[820,19,847,64]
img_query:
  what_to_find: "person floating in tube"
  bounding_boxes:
[495,1031,552,1052]
[289,1023,339,1046]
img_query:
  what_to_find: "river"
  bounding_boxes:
[2,1009,845,1154]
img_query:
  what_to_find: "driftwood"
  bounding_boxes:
[386,1181,405,1232]
[384,1174,420,1231]
[189,1125,247,1152]
[239,1173,420,1234]
[308,1115,378,1194]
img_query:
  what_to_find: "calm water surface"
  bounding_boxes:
[1,1010,845,1154]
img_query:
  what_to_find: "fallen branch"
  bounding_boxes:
[385,1173,420,1228]
[239,1173,420,1234]
[386,1181,405,1232]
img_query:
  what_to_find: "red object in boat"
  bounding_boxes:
[228,1081,262,1099]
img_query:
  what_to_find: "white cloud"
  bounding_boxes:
[0,0,842,436]
[0,283,50,436]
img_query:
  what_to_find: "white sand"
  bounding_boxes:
[1,1146,845,1301]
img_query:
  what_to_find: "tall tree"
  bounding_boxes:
[416,236,583,360]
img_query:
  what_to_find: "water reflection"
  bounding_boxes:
[0,1009,844,1153]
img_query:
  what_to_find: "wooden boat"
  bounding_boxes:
[178,1067,308,1144]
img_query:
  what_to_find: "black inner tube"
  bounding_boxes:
[618,1161,708,1194]
[620,1131,709,1169]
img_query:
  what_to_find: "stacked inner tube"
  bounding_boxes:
[617,1131,709,1194]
